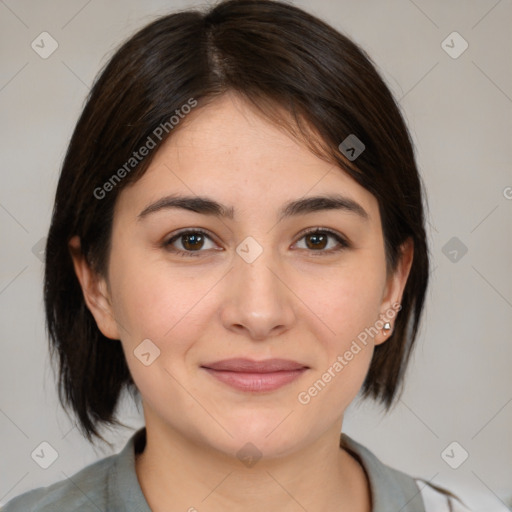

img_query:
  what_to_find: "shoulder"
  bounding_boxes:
[340,433,474,512]
[1,450,119,512]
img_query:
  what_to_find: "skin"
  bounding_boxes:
[69,91,413,512]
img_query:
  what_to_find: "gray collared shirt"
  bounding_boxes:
[1,427,471,511]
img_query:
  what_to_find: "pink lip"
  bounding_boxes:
[201,358,309,392]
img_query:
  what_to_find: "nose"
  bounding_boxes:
[219,244,297,341]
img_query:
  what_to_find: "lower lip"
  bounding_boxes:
[202,368,308,392]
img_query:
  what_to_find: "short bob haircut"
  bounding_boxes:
[44,0,430,444]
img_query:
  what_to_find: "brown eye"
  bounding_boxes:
[304,232,329,250]
[181,233,205,251]
[294,228,350,255]
[164,229,217,257]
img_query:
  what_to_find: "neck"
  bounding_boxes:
[134,414,371,512]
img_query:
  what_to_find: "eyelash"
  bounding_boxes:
[163,227,350,258]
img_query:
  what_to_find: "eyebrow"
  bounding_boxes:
[137,193,370,222]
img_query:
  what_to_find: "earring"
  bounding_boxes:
[382,322,392,335]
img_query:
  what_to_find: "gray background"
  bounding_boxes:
[0,0,511,510]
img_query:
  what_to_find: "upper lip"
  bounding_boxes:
[201,358,308,373]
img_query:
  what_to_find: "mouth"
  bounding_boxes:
[200,358,309,392]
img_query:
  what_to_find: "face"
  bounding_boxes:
[71,92,412,459]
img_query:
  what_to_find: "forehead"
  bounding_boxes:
[116,93,379,223]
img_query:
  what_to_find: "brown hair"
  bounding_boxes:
[45,0,430,444]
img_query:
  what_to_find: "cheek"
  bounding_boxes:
[109,247,189,337]
[108,252,224,369]
[312,260,385,346]
[109,259,211,407]
[297,287,377,419]
[298,259,385,407]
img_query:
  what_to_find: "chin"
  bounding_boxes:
[216,413,310,459]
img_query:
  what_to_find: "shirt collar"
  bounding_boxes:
[110,427,152,511]
[341,433,425,512]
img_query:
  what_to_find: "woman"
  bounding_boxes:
[3,1,472,510]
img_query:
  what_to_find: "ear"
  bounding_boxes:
[374,237,414,345]
[68,235,120,340]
